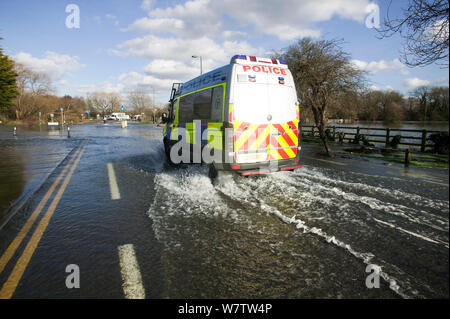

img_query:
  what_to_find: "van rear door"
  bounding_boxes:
[232,64,298,163]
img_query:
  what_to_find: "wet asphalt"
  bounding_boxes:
[0,122,448,298]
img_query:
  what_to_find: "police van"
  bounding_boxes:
[162,55,302,176]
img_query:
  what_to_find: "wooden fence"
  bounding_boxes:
[301,125,447,152]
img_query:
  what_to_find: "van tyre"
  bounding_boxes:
[208,164,218,179]
[164,138,176,165]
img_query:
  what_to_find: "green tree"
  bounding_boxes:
[0,41,18,111]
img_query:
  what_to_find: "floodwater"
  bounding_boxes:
[0,122,448,298]
[0,126,79,226]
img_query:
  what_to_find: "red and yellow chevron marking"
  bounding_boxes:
[233,118,299,162]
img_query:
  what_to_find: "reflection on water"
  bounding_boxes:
[0,123,161,222]
[0,125,79,222]
[0,146,26,216]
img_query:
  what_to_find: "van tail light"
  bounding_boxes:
[271,59,278,64]
[223,122,234,162]
[249,56,256,62]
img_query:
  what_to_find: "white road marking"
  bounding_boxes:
[373,218,448,247]
[118,244,146,299]
[107,163,121,200]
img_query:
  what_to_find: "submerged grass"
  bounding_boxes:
[347,152,449,170]
[302,138,448,170]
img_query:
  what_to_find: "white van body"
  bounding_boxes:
[164,55,302,175]
[111,112,130,121]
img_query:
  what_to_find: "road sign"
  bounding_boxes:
[85,110,91,114]
[50,113,54,118]
[120,105,125,111]
[60,108,64,112]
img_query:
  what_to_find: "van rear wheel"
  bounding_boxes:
[208,164,218,179]
[164,139,176,165]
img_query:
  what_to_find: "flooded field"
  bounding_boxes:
[0,123,448,298]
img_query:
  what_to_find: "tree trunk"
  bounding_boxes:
[311,105,332,156]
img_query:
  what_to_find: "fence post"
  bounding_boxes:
[405,149,411,166]
[385,128,390,147]
[332,126,336,140]
[311,126,315,137]
[421,129,427,152]
[356,126,360,136]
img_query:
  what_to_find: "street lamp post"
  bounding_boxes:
[192,55,203,75]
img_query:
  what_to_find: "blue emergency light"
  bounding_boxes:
[232,55,247,60]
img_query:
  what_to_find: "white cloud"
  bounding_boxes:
[107,0,378,101]
[73,71,178,98]
[143,59,200,79]
[13,51,85,80]
[424,19,449,42]
[352,58,409,74]
[75,82,125,95]
[404,77,431,90]
[214,0,371,40]
[222,30,247,41]
[368,84,395,91]
[134,0,372,41]
[113,34,266,74]
[130,0,222,38]
[118,71,175,93]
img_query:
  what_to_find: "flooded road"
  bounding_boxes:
[0,123,448,298]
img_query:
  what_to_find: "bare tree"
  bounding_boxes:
[411,86,430,121]
[86,92,109,115]
[127,90,153,113]
[86,92,121,115]
[13,63,53,120]
[378,0,449,67]
[411,85,449,120]
[108,93,122,112]
[275,38,366,156]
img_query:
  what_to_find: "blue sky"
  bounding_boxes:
[1,0,448,104]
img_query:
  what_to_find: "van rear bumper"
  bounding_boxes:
[214,157,302,175]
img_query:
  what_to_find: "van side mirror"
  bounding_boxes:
[161,112,168,123]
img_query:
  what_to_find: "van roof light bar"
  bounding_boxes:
[231,55,247,63]
[231,55,288,66]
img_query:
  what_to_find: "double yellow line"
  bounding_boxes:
[0,141,87,299]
